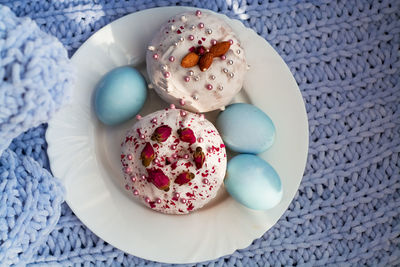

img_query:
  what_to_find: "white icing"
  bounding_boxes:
[120,108,227,214]
[146,11,247,112]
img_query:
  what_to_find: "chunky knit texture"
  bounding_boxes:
[0,147,64,266]
[1,0,400,266]
[0,5,70,266]
[0,5,74,156]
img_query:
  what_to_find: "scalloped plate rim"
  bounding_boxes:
[46,6,308,264]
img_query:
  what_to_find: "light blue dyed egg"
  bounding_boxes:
[225,154,282,210]
[94,66,147,125]
[216,103,275,154]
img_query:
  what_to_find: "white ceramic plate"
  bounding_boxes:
[47,6,308,264]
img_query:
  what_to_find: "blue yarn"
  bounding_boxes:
[0,149,64,266]
[0,5,74,156]
[0,5,71,266]
[1,0,400,266]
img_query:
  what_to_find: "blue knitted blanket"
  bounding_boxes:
[1,0,399,266]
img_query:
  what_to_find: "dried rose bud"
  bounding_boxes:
[147,168,170,191]
[151,125,172,143]
[177,128,196,144]
[196,46,207,56]
[193,146,205,169]
[141,142,155,167]
[174,171,195,186]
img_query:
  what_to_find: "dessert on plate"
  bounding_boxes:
[120,107,227,214]
[117,10,281,214]
[146,10,248,112]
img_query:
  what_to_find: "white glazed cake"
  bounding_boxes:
[146,10,248,112]
[120,107,227,214]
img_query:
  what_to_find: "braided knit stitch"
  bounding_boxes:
[0,5,71,265]
[1,0,400,266]
[0,5,74,156]
[0,148,64,266]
